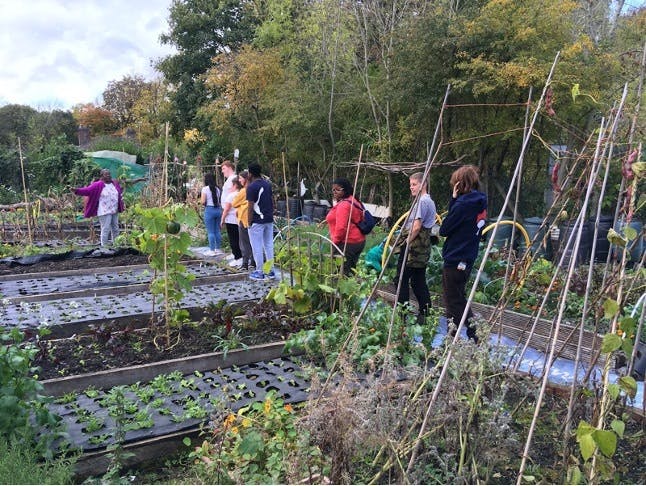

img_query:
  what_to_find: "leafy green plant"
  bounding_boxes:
[272,230,345,313]
[0,437,76,484]
[571,297,640,482]
[285,270,439,371]
[102,386,135,482]
[0,327,65,456]
[130,202,199,349]
[83,415,105,434]
[84,386,100,399]
[188,391,328,484]
[204,299,245,336]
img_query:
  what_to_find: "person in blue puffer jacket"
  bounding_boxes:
[439,165,487,343]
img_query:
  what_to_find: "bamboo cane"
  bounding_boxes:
[163,122,170,204]
[17,137,33,245]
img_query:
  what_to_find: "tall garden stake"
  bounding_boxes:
[563,85,628,460]
[281,151,293,286]
[517,106,610,484]
[17,137,33,246]
[163,122,170,204]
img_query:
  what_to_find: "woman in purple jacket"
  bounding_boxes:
[72,169,125,247]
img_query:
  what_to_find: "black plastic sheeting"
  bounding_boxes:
[0,247,142,267]
[49,358,311,452]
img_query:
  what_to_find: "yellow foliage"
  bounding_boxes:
[183,128,206,146]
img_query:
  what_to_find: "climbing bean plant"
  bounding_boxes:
[130,202,199,349]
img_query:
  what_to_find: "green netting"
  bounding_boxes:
[92,157,148,194]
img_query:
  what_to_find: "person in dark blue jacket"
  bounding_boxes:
[439,165,487,342]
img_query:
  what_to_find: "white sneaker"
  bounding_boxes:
[213,249,224,255]
[203,250,217,257]
[229,258,243,267]
[225,253,235,260]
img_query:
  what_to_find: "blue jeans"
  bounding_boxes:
[249,222,274,273]
[204,206,222,250]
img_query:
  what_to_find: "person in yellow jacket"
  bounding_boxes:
[231,170,255,270]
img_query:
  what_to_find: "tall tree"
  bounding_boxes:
[157,0,259,135]
[28,110,77,146]
[102,75,148,130]
[0,104,37,147]
[132,78,172,144]
[201,46,284,164]
[72,103,118,137]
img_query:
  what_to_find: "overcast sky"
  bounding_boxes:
[0,0,176,111]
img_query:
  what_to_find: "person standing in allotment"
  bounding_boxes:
[72,168,124,247]
[246,163,275,281]
[220,160,243,265]
[439,165,487,343]
[396,172,436,324]
[231,171,255,271]
[325,177,366,275]
[201,172,223,257]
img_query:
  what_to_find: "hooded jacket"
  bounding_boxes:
[439,190,487,267]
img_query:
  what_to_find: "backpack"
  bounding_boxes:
[347,200,377,235]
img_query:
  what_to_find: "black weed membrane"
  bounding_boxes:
[46,358,310,452]
[0,247,143,267]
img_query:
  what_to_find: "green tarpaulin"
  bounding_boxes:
[91,157,148,194]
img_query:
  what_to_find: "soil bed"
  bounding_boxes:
[0,251,151,276]
[36,299,313,381]
[0,250,312,380]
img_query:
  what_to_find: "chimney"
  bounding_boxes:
[77,125,90,147]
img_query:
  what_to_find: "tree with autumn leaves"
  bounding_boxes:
[153,0,644,217]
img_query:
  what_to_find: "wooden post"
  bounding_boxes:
[281,151,294,286]
[18,137,33,245]
[163,122,170,204]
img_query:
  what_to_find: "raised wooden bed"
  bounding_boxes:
[42,341,290,396]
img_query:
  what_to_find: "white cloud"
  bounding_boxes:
[0,0,176,110]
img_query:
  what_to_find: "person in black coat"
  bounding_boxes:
[439,165,487,342]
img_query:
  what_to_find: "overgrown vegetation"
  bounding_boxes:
[0,1,643,483]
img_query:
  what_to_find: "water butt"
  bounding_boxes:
[519,216,551,259]
[312,204,329,222]
[559,220,592,266]
[590,215,613,263]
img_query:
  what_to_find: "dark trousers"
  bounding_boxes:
[238,223,254,268]
[442,266,478,342]
[340,241,365,276]
[396,247,430,317]
[225,222,242,259]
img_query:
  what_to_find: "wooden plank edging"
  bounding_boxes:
[42,341,290,396]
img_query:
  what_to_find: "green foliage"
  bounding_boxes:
[188,391,328,484]
[0,327,65,456]
[286,268,439,371]
[270,231,344,313]
[0,437,76,485]
[102,75,148,129]
[26,136,85,194]
[101,386,136,482]
[573,298,641,481]
[157,0,258,135]
[130,203,200,348]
